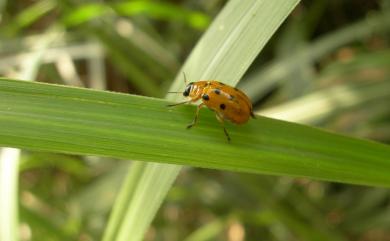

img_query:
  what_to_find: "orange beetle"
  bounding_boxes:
[168,74,255,141]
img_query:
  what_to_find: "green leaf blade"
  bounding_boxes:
[1,79,390,187]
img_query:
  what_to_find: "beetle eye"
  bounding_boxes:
[183,83,193,97]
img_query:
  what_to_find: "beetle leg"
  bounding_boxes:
[215,113,231,142]
[187,103,204,129]
[250,110,256,119]
[167,100,192,107]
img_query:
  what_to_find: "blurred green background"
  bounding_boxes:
[0,0,389,240]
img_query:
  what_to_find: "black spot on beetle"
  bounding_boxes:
[214,89,221,95]
[202,94,209,101]
[228,94,235,100]
[220,103,226,110]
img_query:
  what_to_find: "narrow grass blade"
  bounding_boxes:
[0,148,20,241]
[260,80,390,123]
[104,0,301,240]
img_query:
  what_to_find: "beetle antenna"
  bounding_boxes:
[183,72,188,85]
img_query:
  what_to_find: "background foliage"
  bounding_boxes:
[0,0,389,241]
